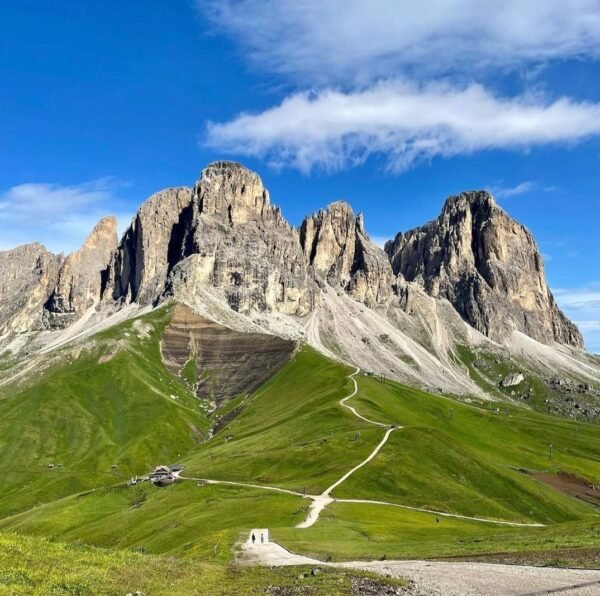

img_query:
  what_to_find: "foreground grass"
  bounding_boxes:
[0,482,305,561]
[0,532,407,595]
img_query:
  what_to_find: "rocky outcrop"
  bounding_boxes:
[196,160,286,226]
[385,191,583,348]
[0,243,63,335]
[106,162,314,316]
[44,217,117,327]
[160,303,296,405]
[500,373,525,387]
[299,201,393,306]
[107,187,193,304]
[0,166,585,367]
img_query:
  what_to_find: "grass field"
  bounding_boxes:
[274,502,600,565]
[334,376,600,523]
[0,307,598,577]
[0,532,406,595]
[181,348,383,495]
[0,306,209,517]
[0,482,304,561]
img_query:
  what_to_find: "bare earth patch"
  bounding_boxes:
[527,470,600,509]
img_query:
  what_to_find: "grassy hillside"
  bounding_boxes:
[334,376,600,523]
[274,503,600,565]
[181,348,383,495]
[0,482,303,561]
[0,532,403,595]
[0,316,598,570]
[0,306,209,517]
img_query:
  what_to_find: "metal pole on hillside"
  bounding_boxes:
[549,444,553,460]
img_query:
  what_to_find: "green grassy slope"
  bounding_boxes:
[274,502,600,564]
[0,324,598,566]
[0,482,304,561]
[181,348,383,494]
[334,377,600,523]
[0,306,209,517]
[0,532,404,595]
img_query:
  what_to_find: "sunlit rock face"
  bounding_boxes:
[0,164,584,357]
[299,201,393,306]
[44,216,118,328]
[385,191,583,348]
[0,243,63,334]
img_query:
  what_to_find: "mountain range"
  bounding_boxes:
[1,161,599,417]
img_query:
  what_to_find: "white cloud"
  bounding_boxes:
[202,0,600,83]
[491,181,536,199]
[0,178,132,254]
[205,81,600,172]
[554,284,600,353]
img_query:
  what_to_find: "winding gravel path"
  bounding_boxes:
[180,365,545,528]
[178,366,598,594]
[240,533,600,595]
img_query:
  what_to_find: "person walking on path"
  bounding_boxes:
[252,533,256,544]
[261,533,264,544]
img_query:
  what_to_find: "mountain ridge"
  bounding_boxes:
[1,161,597,405]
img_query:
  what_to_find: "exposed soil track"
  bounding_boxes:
[161,303,296,405]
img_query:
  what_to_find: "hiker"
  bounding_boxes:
[261,533,264,543]
[435,517,440,524]
[252,532,256,544]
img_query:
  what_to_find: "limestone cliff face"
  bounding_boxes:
[0,165,584,356]
[196,161,286,227]
[0,243,63,335]
[299,201,393,306]
[107,187,193,304]
[44,216,117,327]
[178,161,311,314]
[385,191,583,347]
[107,162,314,315]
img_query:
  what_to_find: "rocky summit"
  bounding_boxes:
[0,161,594,399]
[385,191,583,348]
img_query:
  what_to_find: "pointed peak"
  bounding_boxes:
[196,161,287,226]
[325,200,354,214]
[442,190,496,211]
[199,161,263,187]
[81,216,118,252]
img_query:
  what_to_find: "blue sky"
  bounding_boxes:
[1,1,599,351]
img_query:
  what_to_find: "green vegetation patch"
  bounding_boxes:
[182,347,383,494]
[274,502,600,563]
[0,307,209,518]
[0,531,405,595]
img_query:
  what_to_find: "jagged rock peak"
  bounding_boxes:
[300,200,392,305]
[107,186,194,304]
[443,189,496,209]
[82,216,118,250]
[44,215,118,327]
[386,190,583,348]
[194,161,286,226]
[0,242,63,334]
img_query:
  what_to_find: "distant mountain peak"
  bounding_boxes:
[386,190,582,348]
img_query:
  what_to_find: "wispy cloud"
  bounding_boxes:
[554,283,600,353]
[490,180,536,199]
[201,2,600,174]
[0,178,132,254]
[202,0,600,84]
[205,82,600,173]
